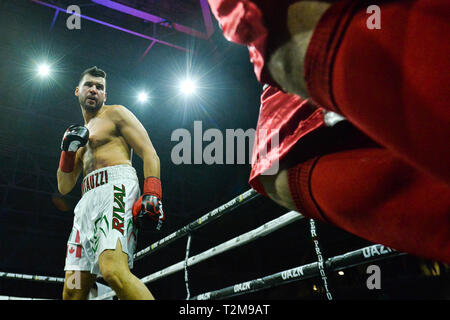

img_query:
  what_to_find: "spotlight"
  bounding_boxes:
[179,79,197,95]
[37,63,51,77]
[138,91,148,103]
[338,271,345,276]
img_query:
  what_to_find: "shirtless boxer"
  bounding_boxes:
[57,66,164,300]
[209,0,450,185]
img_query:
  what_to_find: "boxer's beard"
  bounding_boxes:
[81,95,103,113]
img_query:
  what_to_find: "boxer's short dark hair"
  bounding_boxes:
[79,66,106,83]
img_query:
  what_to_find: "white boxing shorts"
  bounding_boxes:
[64,164,140,277]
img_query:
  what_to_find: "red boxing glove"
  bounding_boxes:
[133,177,165,230]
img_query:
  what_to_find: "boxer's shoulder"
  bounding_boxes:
[102,104,126,115]
[101,104,132,123]
[103,104,131,116]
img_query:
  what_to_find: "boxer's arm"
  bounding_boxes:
[57,150,83,195]
[267,1,331,97]
[109,105,160,179]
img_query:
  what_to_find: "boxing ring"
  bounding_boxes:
[0,189,406,300]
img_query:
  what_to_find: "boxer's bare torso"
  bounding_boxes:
[77,105,132,177]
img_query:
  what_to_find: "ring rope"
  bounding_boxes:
[134,189,260,261]
[0,272,64,283]
[0,295,52,300]
[184,234,193,300]
[95,210,304,300]
[190,244,406,300]
[309,219,332,300]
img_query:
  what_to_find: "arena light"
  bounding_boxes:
[179,78,197,95]
[137,91,149,103]
[37,63,51,77]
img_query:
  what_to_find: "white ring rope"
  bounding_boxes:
[95,210,305,300]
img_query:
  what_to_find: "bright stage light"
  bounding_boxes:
[179,79,197,95]
[37,63,51,77]
[138,91,148,103]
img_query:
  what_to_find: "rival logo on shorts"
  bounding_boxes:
[112,184,126,235]
[82,170,108,194]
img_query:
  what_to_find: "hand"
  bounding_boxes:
[132,177,165,230]
[59,125,89,173]
[132,195,165,230]
[61,125,89,152]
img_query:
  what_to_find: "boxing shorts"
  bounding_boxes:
[64,164,140,276]
[249,85,345,194]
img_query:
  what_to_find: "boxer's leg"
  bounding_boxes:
[63,225,96,300]
[330,0,450,184]
[259,147,450,263]
[259,167,296,211]
[98,240,154,300]
[259,121,376,211]
[62,271,96,300]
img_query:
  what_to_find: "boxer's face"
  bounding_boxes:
[75,74,107,112]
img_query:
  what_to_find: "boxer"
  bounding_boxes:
[58,66,164,300]
[208,0,450,185]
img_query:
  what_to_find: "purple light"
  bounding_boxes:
[31,0,189,52]
[49,9,60,30]
[92,0,214,39]
[199,0,214,38]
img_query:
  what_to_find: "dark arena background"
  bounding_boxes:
[0,0,448,302]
